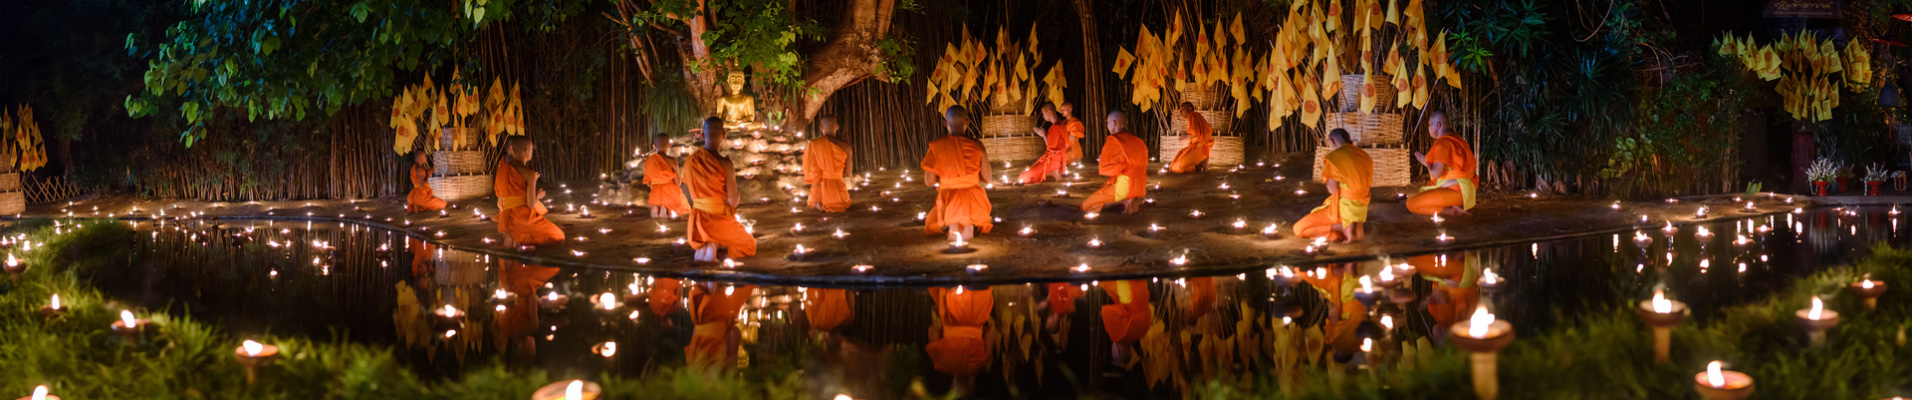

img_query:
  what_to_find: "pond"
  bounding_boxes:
[87,205,1905,398]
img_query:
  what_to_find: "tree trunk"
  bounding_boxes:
[1073,0,1107,158]
[784,0,897,132]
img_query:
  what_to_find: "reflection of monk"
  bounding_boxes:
[1411,252,1480,331]
[1041,282,1083,331]
[496,259,559,352]
[686,283,756,369]
[803,116,853,213]
[494,136,566,247]
[804,288,855,333]
[648,277,684,325]
[407,237,435,284]
[1298,264,1368,353]
[926,286,993,391]
[1186,277,1216,324]
[1098,280,1153,365]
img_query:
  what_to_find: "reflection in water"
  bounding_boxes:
[94,206,1908,398]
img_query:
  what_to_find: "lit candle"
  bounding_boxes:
[1436,232,1454,242]
[1232,219,1247,229]
[1072,264,1091,273]
[967,264,988,272]
[1189,210,1204,218]
[791,223,806,234]
[1431,214,1444,225]
[852,265,873,273]
[1696,206,1708,218]
[1467,306,1498,339]
[17,385,56,400]
[1261,223,1280,238]
[1019,226,1034,237]
[1611,201,1621,210]
[1170,254,1187,266]
[793,244,810,255]
[595,341,617,358]
[1695,226,1712,238]
[1795,295,1841,347]
[1084,212,1099,220]
[598,293,618,311]
[832,229,849,239]
[1087,238,1103,248]
[1692,361,1753,400]
[1850,275,1888,310]
[3,253,20,275]
[1478,269,1501,289]
[40,294,63,317]
[531,380,601,400]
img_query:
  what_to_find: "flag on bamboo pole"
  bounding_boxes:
[1388,46,1411,108]
[1385,0,1399,24]
[1167,12,1184,48]
[1322,42,1343,100]
[1359,69,1377,113]
[1404,0,1423,25]
[1268,72,1289,130]
[1028,24,1040,55]
[1230,12,1246,45]
[1325,0,1341,33]
[1114,47,1135,78]
[1412,62,1430,109]
[1365,0,1385,30]
[1300,75,1323,128]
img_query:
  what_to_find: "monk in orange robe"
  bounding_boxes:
[685,117,758,261]
[1410,252,1481,331]
[926,286,993,391]
[494,136,566,247]
[407,237,435,285]
[1017,103,1081,184]
[1061,104,1086,162]
[643,134,692,218]
[804,288,854,345]
[495,259,558,352]
[1082,110,1149,214]
[803,115,853,212]
[922,106,994,241]
[1099,280,1153,365]
[1293,129,1372,242]
[1406,112,1478,216]
[406,151,449,213]
[648,277,683,324]
[1042,282,1083,331]
[1298,264,1368,353]
[1167,102,1214,174]
[686,282,755,369]
[1186,276,1216,324]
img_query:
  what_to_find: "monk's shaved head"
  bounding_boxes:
[653,133,672,148]
[818,114,839,136]
[1427,111,1448,138]
[1059,103,1074,116]
[1106,109,1128,133]
[943,106,970,135]
[702,116,726,147]
[506,135,536,162]
[1328,129,1353,146]
[507,135,533,150]
[1179,102,1195,113]
[945,105,969,121]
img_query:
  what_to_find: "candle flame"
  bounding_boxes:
[49,294,60,310]
[1808,296,1824,320]
[441,304,459,317]
[547,292,559,302]
[1652,290,1672,313]
[495,289,509,300]
[120,310,137,328]
[1360,338,1372,352]
[1170,255,1187,266]
[1381,315,1394,330]
[599,293,617,310]
[6,253,15,267]
[1379,268,1395,282]
[794,244,809,254]
[1467,306,1494,338]
[565,380,585,400]
[599,341,618,357]
[1706,361,1725,388]
[1262,224,1279,235]
[30,385,47,400]
[243,340,263,356]
[1358,276,1373,293]
[1863,279,1876,289]
[1232,220,1246,229]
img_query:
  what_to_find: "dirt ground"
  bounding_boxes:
[34,152,1818,285]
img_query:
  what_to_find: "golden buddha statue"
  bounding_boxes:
[715,71,763,130]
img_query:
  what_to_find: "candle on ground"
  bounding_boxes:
[1849,276,1888,310]
[1692,361,1754,400]
[234,339,282,383]
[1794,296,1841,346]
[530,380,601,400]
[1449,306,1515,400]
[16,385,57,400]
[1635,290,1688,364]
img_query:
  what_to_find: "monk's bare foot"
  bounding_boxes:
[501,236,519,248]
[1448,207,1472,216]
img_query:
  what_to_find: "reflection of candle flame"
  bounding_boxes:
[599,342,618,357]
[1808,296,1824,320]
[120,310,137,329]
[565,380,585,400]
[1379,268,1394,282]
[546,292,559,302]
[599,293,617,310]
[1652,290,1672,313]
[1170,255,1187,265]
[1480,269,1500,285]
[1360,338,1372,352]
[243,340,263,356]
[440,305,459,317]
[1381,315,1394,330]
[1468,306,1494,338]
[1706,361,1726,388]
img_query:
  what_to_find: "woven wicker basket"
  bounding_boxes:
[1311,146,1412,187]
[439,127,480,151]
[1339,74,1396,113]
[980,136,1044,163]
[1180,84,1224,109]
[980,115,1036,138]
[428,174,492,201]
[1159,135,1246,167]
[1321,112,1406,146]
[1171,110,1236,137]
[433,150,490,176]
[432,250,490,286]
[0,191,23,215]
[0,173,20,192]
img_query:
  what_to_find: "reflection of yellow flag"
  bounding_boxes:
[1114,47,1135,78]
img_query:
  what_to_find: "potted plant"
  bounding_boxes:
[1805,158,1839,196]
[1865,164,1889,196]
[1896,171,1907,191]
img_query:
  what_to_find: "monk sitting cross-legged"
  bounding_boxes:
[1166,102,1214,174]
[1292,129,1373,242]
[921,106,994,241]
[803,115,853,212]
[685,116,758,261]
[643,134,692,218]
[1082,110,1149,215]
[1405,111,1478,216]
[494,136,566,248]
[1016,103,1081,184]
[406,151,449,213]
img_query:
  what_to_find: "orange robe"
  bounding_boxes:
[1167,111,1214,174]
[686,284,756,368]
[1045,282,1083,315]
[648,277,683,318]
[803,136,853,212]
[926,287,993,377]
[1410,253,1480,328]
[406,166,448,213]
[643,153,692,215]
[1406,135,1479,215]
[921,136,993,235]
[1063,118,1086,162]
[494,156,565,245]
[1098,280,1153,345]
[407,237,434,280]
[1293,145,1373,241]
[684,149,758,257]
[496,259,558,338]
[1298,270,1368,349]
[1017,121,1075,184]
[804,288,854,332]
[1082,132,1149,212]
[1187,277,1216,322]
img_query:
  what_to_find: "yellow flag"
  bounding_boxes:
[1299,76,1322,128]
[1230,12,1246,44]
[1412,62,1430,109]
[1359,70,1377,113]
[1167,12,1184,47]
[1114,47,1136,78]
[1326,0,1341,33]
[1404,0,1423,24]
[1028,24,1040,55]
[1391,49,1412,108]
[1385,0,1399,24]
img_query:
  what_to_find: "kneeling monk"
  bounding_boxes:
[1293,129,1372,242]
[1016,103,1081,184]
[643,134,692,218]
[1405,111,1477,216]
[685,117,758,261]
[803,115,853,212]
[406,151,449,213]
[1082,110,1148,214]
[921,106,993,241]
[495,136,566,247]
[1166,102,1213,174]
